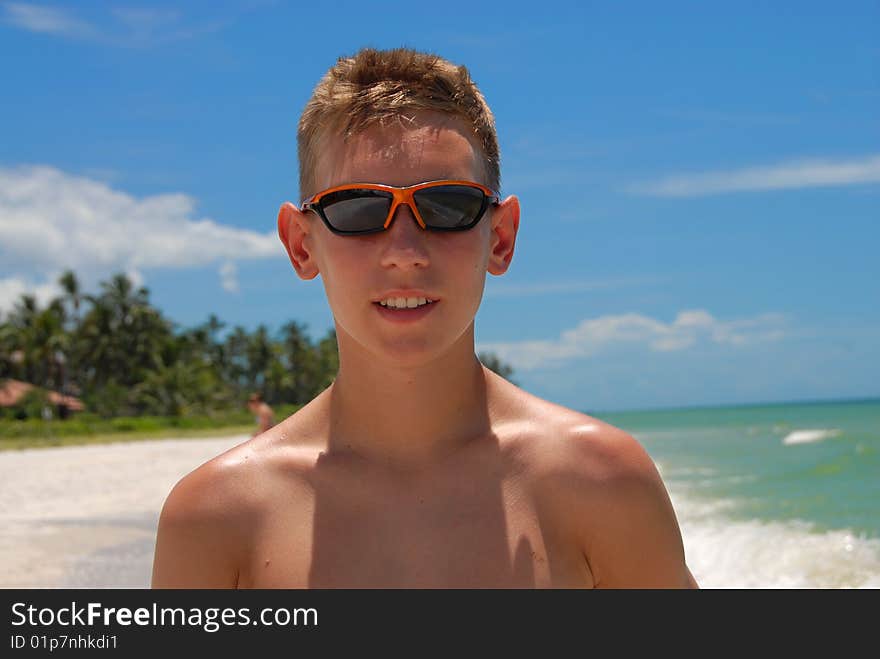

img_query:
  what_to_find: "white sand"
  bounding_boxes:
[0,435,247,588]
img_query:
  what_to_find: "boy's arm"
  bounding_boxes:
[589,461,697,589]
[151,462,248,588]
[552,424,698,589]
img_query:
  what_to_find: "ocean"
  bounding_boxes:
[596,398,880,588]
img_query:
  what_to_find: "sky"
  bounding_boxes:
[1,0,878,412]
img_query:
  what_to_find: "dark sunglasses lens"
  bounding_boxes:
[319,189,392,233]
[413,185,487,229]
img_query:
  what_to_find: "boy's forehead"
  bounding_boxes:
[315,113,483,189]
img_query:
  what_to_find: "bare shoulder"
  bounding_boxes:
[490,377,697,588]
[151,436,263,588]
[151,419,315,588]
[488,373,658,481]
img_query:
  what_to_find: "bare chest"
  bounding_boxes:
[238,468,592,589]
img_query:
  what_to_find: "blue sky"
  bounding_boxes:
[1,0,878,412]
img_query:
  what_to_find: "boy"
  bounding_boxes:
[151,47,698,588]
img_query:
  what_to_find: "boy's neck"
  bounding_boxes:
[323,324,493,470]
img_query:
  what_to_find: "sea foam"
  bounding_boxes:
[669,488,880,588]
[782,428,842,446]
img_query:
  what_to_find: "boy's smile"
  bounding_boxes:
[373,295,439,324]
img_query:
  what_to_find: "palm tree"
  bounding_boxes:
[280,320,318,404]
[246,325,274,398]
[6,295,40,384]
[77,273,172,414]
[187,313,226,368]
[58,270,82,329]
[313,329,339,395]
[0,321,19,380]
[31,301,68,391]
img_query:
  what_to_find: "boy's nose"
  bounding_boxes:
[379,203,430,269]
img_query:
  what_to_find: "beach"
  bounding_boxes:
[0,435,247,588]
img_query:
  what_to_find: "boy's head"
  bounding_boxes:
[297,47,500,201]
[278,47,519,366]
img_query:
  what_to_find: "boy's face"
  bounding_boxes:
[279,111,518,366]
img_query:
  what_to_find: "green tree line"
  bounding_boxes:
[0,270,514,419]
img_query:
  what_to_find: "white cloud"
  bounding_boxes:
[0,275,61,316]
[2,2,94,38]
[477,309,788,370]
[628,154,880,197]
[2,2,227,45]
[125,268,144,289]
[0,165,281,304]
[219,261,239,294]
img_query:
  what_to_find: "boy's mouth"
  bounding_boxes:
[375,296,436,309]
[372,297,439,322]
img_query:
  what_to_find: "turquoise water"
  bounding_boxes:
[595,398,880,588]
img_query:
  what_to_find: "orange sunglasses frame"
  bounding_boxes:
[300,179,500,235]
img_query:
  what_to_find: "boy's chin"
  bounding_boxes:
[336,319,475,367]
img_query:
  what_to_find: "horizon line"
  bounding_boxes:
[585,393,880,416]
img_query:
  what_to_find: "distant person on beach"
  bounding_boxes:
[152,47,698,588]
[247,392,275,438]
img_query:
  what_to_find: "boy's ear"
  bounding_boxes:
[487,195,520,276]
[277,202,320,280]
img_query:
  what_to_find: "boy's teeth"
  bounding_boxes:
[379,296,433,308]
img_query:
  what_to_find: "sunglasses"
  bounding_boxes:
[300,180,500,235]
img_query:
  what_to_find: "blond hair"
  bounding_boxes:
[297,47,500,200]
